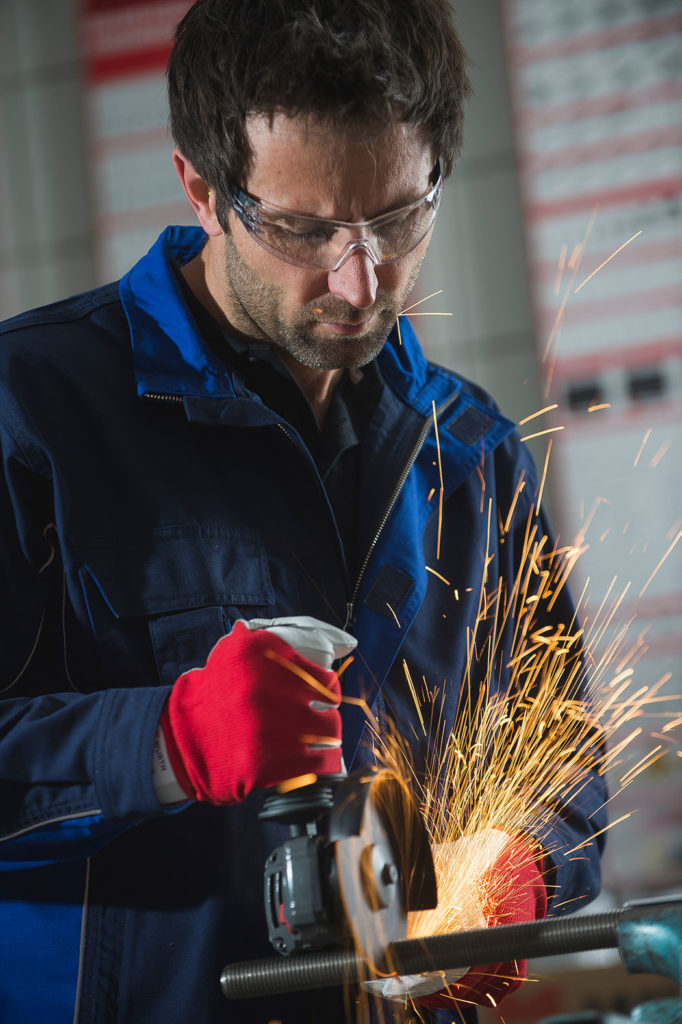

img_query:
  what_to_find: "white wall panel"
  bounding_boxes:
[14,0,80,72]
[0,0,93,318]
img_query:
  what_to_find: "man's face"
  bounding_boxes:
[215,115,436,370]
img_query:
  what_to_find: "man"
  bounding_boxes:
[0,1,606,1021]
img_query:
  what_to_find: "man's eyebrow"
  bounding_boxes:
[262,185,431,223]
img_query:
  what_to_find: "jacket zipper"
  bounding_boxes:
[275,423,352,590]
[142,392,184,404]
[344,392,459,629]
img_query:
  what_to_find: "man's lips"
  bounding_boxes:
[313,314,375,334]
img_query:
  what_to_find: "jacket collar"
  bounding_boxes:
[119,225,461,415]
[120,226,238,400]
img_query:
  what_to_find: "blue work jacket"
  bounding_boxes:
[0,227,606,1023]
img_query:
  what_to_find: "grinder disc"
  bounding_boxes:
[330,770,437,971]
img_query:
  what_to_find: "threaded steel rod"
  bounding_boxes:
[391,911,622,974]
[222,947,361,999]
[221,909,623,999]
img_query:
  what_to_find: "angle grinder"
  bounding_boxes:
[258,766,438,970]
[243,616,438,969]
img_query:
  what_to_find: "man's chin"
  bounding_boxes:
[292,329,389,370]
[284,318,394,370]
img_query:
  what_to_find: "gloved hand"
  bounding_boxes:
[365,829,546,1009]
[416,831,546,1009]
[155,616,356,805]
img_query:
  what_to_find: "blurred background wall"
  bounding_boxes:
[0,1,680,1018]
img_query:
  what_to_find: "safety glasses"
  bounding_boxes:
[224,174,442,271]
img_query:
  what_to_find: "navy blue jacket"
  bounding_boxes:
[0,227,606,1023]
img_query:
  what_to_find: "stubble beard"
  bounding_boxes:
[221,234,425,370]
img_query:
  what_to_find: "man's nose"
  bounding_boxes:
[326,248,378,309]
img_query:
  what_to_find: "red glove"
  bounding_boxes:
[417,835,547,1010]
[159,621,343,804]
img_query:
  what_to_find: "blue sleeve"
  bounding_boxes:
[0,686,172,862]
[0,420,173,862]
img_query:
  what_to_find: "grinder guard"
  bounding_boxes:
[331,769,437,969]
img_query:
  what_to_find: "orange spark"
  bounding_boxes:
[568,242,583,270]
[633,429,652,467]
[639,529,682,596]
[400,289,446,314]
[276,773,318,794]
[574,231,643,294]
[543,338,560,400]
[336,654,354,678]
[300,734,340,747]
[426,566,451,586]
[543,209,597,360]
[566,814,634,854]
[520,425,564,443]
[477,463,486,514]
[668,519,682,541]
[503,472,526,534]
[619,747,666,787]
[403,660,426,737]
[542,288,571,361]
[554,243,568,295]
[386,602,401,628]
[432,400,444,560]
[650,441,670,468]
[518,404,559,427]
[264,649,339,702]
[536,439,552,512]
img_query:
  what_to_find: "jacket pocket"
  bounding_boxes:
[72,524,275,688]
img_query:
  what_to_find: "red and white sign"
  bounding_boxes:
[79,0,194,281]
[503,0,682,897]
[82,0,192,81]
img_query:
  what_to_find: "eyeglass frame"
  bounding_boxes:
[220,168,443,272]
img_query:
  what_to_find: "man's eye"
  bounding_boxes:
[271,220,334,242]
[378,210,418,235]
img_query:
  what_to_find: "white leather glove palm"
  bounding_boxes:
[239,616,356,673]
[363,829,511,1002]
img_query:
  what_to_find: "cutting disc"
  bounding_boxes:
[331,770,437,971]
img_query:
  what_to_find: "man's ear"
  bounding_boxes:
[172,150,222,237]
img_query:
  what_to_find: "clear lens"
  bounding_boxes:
[264,219,339,265]
[231,179,441,270]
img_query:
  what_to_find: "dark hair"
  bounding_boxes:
[168,0,471,209]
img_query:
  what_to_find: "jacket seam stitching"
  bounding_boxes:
[72,857,90,1024]
[0,808,104,843]
[94,690,115,814]
[0,289,120,335]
